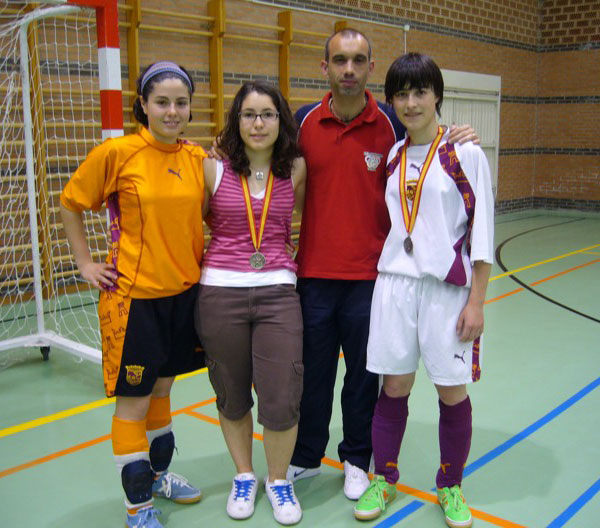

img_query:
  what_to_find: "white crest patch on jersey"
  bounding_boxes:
[363,151,383,172]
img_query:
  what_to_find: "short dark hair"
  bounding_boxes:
[217,80,300,180]
[132,62,195,127]
[324,28,372,62]
[384,53,444,116]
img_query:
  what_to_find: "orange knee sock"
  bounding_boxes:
[112,416,149,456]
[112,416,152,513]
[146,396,174,475]
[146,395,172,433]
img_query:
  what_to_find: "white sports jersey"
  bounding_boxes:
[378,129,494,288]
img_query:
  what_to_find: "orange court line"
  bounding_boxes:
[484,256,599,305]
[0,434,110,479]
[185,409,219,426]
[471,509,527,528]
[0,393,524,526]
[182,416,523,527]
[2,255,595,523]
[530,258,600,286]
[485,287,523,304]
[185,410,265,441]
[383,481,526,527]
[317,459,526,527]
[173,396,217,416]
[0,397,216,480]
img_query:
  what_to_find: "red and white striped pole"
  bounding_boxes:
[67,0,123,140]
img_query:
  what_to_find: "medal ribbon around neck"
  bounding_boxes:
[399,126,444,239]
[240,169,274,258]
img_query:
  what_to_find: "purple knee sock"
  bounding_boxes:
[436,396,472,489]
[372,390,409,485]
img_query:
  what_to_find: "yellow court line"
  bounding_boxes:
[489,243,600,281]
[1,404,526,526]
[0,398,114,439]
[0,367,207,439]
[0,398,215,479]
[3,243,598,439]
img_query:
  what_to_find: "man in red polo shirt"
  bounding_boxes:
[287,28,477,500]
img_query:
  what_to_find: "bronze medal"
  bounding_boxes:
[403,236,413,254]
[249,251,266,270]
[241,169,274,271]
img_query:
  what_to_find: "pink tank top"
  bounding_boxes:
[203,159,297,273]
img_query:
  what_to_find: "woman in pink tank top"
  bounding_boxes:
[194,80,307,525]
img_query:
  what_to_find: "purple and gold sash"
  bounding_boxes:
[438,142,476,287]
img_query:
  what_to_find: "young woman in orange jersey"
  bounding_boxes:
[194,80,306,525]
[60,61,206,528]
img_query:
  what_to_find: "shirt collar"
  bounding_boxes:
[139,126,183,152]
[318,89,379,126]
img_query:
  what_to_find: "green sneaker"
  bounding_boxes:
[353,475,396,521]
[437,486,472,528]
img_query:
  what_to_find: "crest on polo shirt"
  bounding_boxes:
[363,151,383,172]
[125,365,145,386]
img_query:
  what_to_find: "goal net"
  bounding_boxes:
[0,1,122,366]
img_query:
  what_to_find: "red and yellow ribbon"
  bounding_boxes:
[399,126,444,236]
[240,170,274,254]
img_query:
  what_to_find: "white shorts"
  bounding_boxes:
[366,273,482,385]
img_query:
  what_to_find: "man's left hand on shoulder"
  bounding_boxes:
[447,124,479,145]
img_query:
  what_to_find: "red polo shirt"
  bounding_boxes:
[296,90,404,280]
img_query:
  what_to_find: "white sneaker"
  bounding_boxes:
[226,472,257,520]
[286,464,321,483]
[265,479,302,525]
[343,461,370,500]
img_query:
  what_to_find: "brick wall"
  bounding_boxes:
[540,0,600,49]
[535,5,599,204]
[129,0,599,210]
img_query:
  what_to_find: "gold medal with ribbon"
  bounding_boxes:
[241,170,274,270]
[399,126,444,253]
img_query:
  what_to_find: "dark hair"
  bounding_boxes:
[324,28,372,62]
[217,80,300,180]
[384,53,444,116]
[132,62,195,127]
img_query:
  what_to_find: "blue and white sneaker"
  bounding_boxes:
[226,472,258,519]
[285,464,321,483]
[125,506,163,528]
[265,479,302,525]
[152,472,202,504]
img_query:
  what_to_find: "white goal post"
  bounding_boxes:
[0,0,123,364]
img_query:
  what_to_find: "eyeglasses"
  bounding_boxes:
[238,110,280,124]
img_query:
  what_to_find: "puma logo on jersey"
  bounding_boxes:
[409,162,424,175]
[168,168,182,179]
[454,351,466,363]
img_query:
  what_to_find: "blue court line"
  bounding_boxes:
[546,477,600,528]
[373,500,424,527]
[373,376,600,527]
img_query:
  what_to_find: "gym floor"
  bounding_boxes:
[1,209,599,528]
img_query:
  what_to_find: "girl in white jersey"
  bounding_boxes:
[353,53,494,528]
[194,80,306,525]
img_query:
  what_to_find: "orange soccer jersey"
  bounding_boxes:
[61,127,206,298]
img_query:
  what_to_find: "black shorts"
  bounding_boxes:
[99,284,204,397]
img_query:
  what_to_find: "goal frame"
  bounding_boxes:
[0,0,122,363]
